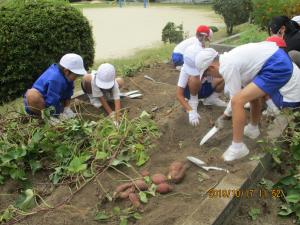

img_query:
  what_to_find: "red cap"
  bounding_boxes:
[266,36,287,48]
[196,25,210,36]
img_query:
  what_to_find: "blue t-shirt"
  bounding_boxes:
[32,64,74,114]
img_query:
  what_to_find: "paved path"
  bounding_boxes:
[82,6,224,61]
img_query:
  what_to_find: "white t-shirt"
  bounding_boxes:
[280,63,300,103]
[91,73,120,100]
[173,37,199,54]
[219,41,278,97]
[177,67,212,88]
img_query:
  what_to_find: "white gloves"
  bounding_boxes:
[109,111,119,128]
[60,107,76,120]
[188,110,201,126]
[215,115,225,129]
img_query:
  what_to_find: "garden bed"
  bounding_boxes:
[0,58,274,225]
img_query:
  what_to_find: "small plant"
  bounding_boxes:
[248,207,261,220]
[161,22,184,44]
[212,0,252,35]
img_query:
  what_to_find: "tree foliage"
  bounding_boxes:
[0,0,94,103]
[212,0,252,35]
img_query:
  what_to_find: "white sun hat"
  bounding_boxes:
[95,63,116,89]
[59,53,87,75]
[292,15,300,24]
[195,48,218,78]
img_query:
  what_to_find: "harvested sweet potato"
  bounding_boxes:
[115,182,133,193]
[133,179,149,191]
[118,186,135,199]
[156,183,173,194]
[151,173,167,185]
[129,193,142,209]
[168,161,187,184]
[140,170,150,177]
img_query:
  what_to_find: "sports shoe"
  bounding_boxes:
[222,143,249,162]
[263,99,280,116]
[244,123,260,139]
[244,102,250,109]
[203,93,227,107]
[88,94,102,108]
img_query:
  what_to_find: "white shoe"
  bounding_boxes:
[203,93,227,107]
[244,102,250,109]
[176,66,182,71]
[263,99,280,116]
[244,123,260,139]
[222,143,249,162]
[88,94,102,108]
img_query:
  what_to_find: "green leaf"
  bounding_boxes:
[278,204,293,216]
[29,160,42,175]
[139,192,148,203]
[0,175,4,184]
[96,151,108,160]
[15,189,35,211]
[113,207,121,215]
[259,178,274,191]
[133,212,142,220]
[136,151,149,167]
[67,157,87,174]
[111,159,122,166]
[286,193,300,203]
[248,207,261,220]
[95,211,110,221]
[279,176,297,186]
[119,217,128,225]
[292,144,300,160]
[10,168,26,181]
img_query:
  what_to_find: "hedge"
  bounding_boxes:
[0,0,94,103]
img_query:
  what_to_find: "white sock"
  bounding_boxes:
[190,94,198,102]
[232,141,243,149]
[248,123,258,130]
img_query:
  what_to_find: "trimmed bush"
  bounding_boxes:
[161,22,184,44]
[252,0,300,29]
[0,0,94,103]
[212,0,252,35]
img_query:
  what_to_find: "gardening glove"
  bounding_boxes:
[223,100,232,117]
[60,107,76,120]
[215,114,225,129]
[109,111,119,128]
[188,110,201,126]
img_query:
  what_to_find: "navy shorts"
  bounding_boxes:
[184,80,214,99]
[253,48,300,108]
[172,52,184,66]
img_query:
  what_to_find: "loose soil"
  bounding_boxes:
[0,62,275,225]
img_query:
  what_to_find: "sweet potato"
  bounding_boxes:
[156,183,173,194]
[151,173,167,185]
[140,170,150,177]
[115,182,133,193]
[168,161,187,184]
[129,193,142,209]
[118,186,135,199]
[133,179,149,191]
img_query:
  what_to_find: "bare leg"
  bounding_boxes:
[187,76,201,95]
[26,88,45,115]
[231,83,266,142]
[211,77,225,93]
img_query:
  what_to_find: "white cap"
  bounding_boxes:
[95,63,116,89]
[59,53,87,76]
[195,48,218,77]
[183,46,201,76]
[292,15,300,24]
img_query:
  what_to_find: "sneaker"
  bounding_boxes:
[244,102,250,109]
[222,143,249,162]
[176,66,182,71]
[262,106,280,116]
[88,94,102,108]
[244,123,260,139]
[203,93,227,107]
